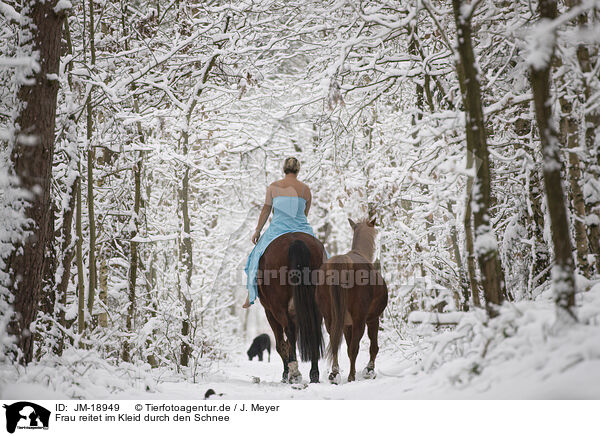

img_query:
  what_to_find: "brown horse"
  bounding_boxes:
[316,218,388,383]
[257,232,326,383]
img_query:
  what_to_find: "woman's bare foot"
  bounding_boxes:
[242,295,251,309]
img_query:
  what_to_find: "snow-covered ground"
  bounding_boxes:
[136,344,600,400]
[3,343,600,400]
[2,282,600,400]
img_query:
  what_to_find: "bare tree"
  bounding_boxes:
[76,170,85,335]
[557,72,591,278]
[452,0,506,314]
[123,95,144,362]
[55,19,78,354]
[528,0,576,321]
[5,1,67,363]
[569,0,600,274]
[85,0,98,328]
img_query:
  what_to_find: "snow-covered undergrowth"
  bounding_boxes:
[0,348,211,399]
[0,334,241,400]
[388,280,600,397]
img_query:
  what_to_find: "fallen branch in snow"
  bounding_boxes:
[408,311,465,325]
[130,233,178,243]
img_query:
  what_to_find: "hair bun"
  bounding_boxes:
[283,157,300,174]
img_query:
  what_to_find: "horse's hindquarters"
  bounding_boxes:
[257,232,326,382]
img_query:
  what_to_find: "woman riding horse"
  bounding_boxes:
[243,157,325,383]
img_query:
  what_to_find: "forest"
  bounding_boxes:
[1,0,600,399]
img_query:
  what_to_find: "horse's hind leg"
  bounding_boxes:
[363,318,379,379]
[322,313,340,384]
[285,318,302,384]
[328,346,341,385]
[328,325,352,384]
[265,310,289,382]
[347,322,365,382]
[309,358,319,383]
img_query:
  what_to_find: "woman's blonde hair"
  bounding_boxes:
[283,157,300,174]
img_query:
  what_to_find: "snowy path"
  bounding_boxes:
[116,344,426,399]
[109,340,600,400]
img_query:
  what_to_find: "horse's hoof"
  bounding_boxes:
[347,375,355,382]
[281,371,289,383]
[309,371,320,383]
[362,368,376,379]
[288,373,302,384]
[328,372,341,385]
[287,361,302,384]
[289,375,302,384]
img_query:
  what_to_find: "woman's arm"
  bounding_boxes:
[304,187,311,217]
[251,186,273,244]
[255,204,272,231]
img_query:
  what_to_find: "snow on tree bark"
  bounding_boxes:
[85,0,97,329]
[5,0,67,363]
[452,0,506,314]
[527,0,577,321]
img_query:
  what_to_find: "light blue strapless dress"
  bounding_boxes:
[244,195,319,305]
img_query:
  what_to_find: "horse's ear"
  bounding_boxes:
[368,218,376,227]
[348,218,356,229]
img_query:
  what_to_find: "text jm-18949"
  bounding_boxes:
[71,404,120,412]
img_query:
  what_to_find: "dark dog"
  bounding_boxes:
[247,334,271,362]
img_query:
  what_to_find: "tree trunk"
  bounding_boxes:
[452,0,506,315]
[448,202,469,310]
[98,257,108,328]
[558,86,591,277]
[464,177,481,308]
[55,175,77,351]
[179,157,192,367]
[569,0,600,275]
[463,131,481,308]
[528,168,551,293]
[124,91,145,361]
[55,18,78,355]
[528,0,576,321]
[407,22,425,127]
[5,1,66,363]
[76,175,85,335]
[86,0,97,328]
[40,203,57,316]
[124,144,142,362]
[38,204,57,360]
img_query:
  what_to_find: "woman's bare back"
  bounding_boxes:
[267,178,311,203]
[264,176,312,217]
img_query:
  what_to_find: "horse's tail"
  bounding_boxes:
[326,258,349,362]
[288,239,323,362]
